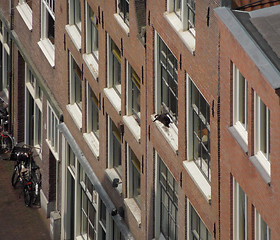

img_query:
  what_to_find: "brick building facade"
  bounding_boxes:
[0,0,279,239]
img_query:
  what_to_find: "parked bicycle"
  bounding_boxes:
[10,144,42,207]
[0,97,15,153]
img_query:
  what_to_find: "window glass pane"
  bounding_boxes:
[159,157,178,239]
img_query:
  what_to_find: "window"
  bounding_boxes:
[17,0,33,30]
[25,65,42,148]
[127,64,141,124]
[255,94,270,161]
[255,210,271,240]
[69,0,81,32]
[112,221,125,240]
[87,83,99,138]
[127,146,141,206]
[187,200,211,240]
[99,200,107,239]
[233,178,248,240]
[185,0,195,34]
[155,154,178,240]
[39,0,55,66]
[108,118,122,178]
[86,4,99,60]
[189,78,211,182]
[41,0,55,44]
[80,166,98,240]
[117,0,129,26]
[70,55,82,110]
[0,22,10,95]
[167,0,195,34]
[233,64,248,141]
[108,36,121,96]
[156,35,178,125]
[47,102,59,154]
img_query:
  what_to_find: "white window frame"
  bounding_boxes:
[127,145,141,206]
[0,22,10,97]
[25,64,43,152]
[155,153,178,240]
[86,3,99,60]
[187,199,211,240]
[117,0,129,26]
[83,2,99,79]
[86,82,99,138]
[254,93,270,162]
[126,62,141,124]
[69,54,82,109]
[233,178,248,240]
[17,0,33,30]
[47,102,59,160]
[107,35,121,96]
[67,54,83,130]
[38,0,55,67]
[233,63,248,144]
[187,76,211,182]
[155,33,178,126]
[83,82,100,159]
[107,117,122,178]
[255,209,271,240]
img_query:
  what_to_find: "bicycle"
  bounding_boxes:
[0,97,15,154]
[10,144,42,207]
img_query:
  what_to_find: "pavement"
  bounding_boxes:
[0,153,51,240]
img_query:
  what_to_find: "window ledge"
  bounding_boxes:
[38,39,55,67]
[45,139,59,161]
[249,153,271,185]
[151,114,178,154]
[123,115,141,143]
[164,12,195,55]
[104,88,121,115]
[228,125,248,154]
[65,24,81,51]
[114,14,130,36]
[66,104,82,131]
[83,53,99,80]
[105,168,122,196]
[83,132,99,160]
[124,198,141,228]
[16,3,32,30]
[183,160,211,203]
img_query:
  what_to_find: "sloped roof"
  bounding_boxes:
[214,5,280,89]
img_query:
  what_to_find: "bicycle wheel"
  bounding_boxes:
[24,187,32,207]
[11,166,20,188]
[2,134,13,152]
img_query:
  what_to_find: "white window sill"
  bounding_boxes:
[183,160,211,203]
[249,152,271,184]
[124,198,141,228]
[83,53,99,80]
[45,139,59,161]
[123,115,141,143]
[16,3,32,31]
[152,114,178,154]
[228,124,248,154]
[105,168,122,195]
[104,88,121,115]
[164,12,195,55]
[38,39,55,67]
[114,14,130,36]
[66,104,82,131]
[83,132,99,160]
[65,24,81,51]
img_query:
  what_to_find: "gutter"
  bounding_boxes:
[57,122,134,240]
